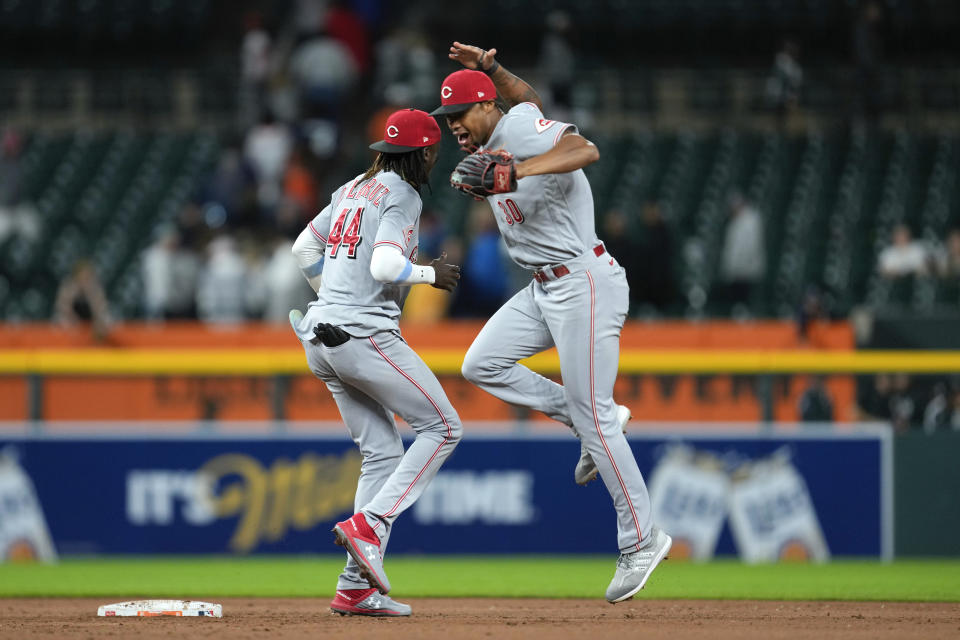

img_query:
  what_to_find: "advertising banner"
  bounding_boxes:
[0,424,891,558]
[647,445,730,561]
[0,448,58,562]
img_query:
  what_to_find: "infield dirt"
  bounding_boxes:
[1,598,957,639]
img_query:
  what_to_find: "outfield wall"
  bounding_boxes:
[0,320,858,423]
[894,431,960,556]
[0,423,891,561]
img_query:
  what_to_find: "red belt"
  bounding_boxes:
[533,244,605,283]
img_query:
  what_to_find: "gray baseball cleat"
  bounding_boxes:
[330,588,412,617]
[605,527,672,603]
[575,404,632,486]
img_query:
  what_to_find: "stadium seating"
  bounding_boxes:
[1,130,217,321]
[2,125,958,321]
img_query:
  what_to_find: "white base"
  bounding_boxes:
[97,600,222,618]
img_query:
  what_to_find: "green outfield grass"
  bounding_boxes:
[1,557,958,601]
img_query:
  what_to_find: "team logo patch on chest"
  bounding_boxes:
[534,118,556,134]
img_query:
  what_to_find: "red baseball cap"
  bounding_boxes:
[370,108,442,153]
[429,69,497,116]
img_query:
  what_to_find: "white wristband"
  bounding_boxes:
[370,245,436,285]
[403,264,436,284]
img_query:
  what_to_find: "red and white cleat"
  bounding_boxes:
[333,513,391,594]
[330,588,411,617]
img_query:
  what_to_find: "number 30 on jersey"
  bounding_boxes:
[328,207,364,258]
[497,198,524,226]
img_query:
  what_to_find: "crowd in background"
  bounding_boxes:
[3,0,959,430]
[116,0,960,332]
[127,1,587,327]
[0,1,951,333]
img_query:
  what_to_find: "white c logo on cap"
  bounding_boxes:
[441,86,453,99]
[387,125,399,138]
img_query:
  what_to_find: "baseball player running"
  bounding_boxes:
[432,43,671,603]
[290,108,462,617]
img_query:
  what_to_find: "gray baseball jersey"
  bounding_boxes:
[481,102,601,270]
[292,169,462,591]
[297,170,421,339]
[462,101,655,553]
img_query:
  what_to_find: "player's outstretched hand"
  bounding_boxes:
[449,42,497,73]
[430,253,461,292]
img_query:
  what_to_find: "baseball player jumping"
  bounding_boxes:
[432,43,671,603]
[290,108,462,617]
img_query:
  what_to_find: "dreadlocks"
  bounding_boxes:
[363,148,431,192]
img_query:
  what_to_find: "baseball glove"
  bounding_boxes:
[450,149,517,198]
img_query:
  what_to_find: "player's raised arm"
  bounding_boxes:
[448,42,542,110]
[515,129,600,179]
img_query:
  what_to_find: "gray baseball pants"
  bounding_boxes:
[462,252,652,552]
[302,330,462,589]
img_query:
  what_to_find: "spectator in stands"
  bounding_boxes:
[889,373,919,432]
[765,38,803,130]
[922,382,952,433]
[858,372,918,431]
[538,10,576,119]
[798,376,834,423]
[282,143,319,221]
[0,129,22,206]
[239,11,273,130]
[635,200,676,313]
[450,202,509,317]
[177,202,212,254]
[203,144,258,229]
[878,224,930,279]
[372,28,436,109]
[935,228,960,279]
[243,111,294,217]
[852,0,884,126]
[53,259,113,340]
[289,31,358,120]
[273,195,307,241]
[402,209,460,324]
[325,0,371,75]
[258,235,316,324]
[417,207,449,266]
[795,283,834,343]
[858,373,892,421]
[141,225,200,321]
[601,209,639,311]
[196,235,250,324]
[718,191,765,312]
[0,128,39,245]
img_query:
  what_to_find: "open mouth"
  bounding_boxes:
[457,132,472,148]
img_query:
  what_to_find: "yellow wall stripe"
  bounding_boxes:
[1,349,959,375]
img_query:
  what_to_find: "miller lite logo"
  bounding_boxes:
[441,85,453,99]
[386,125,399,138]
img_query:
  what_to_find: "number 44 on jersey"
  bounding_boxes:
[328,207,364,258]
